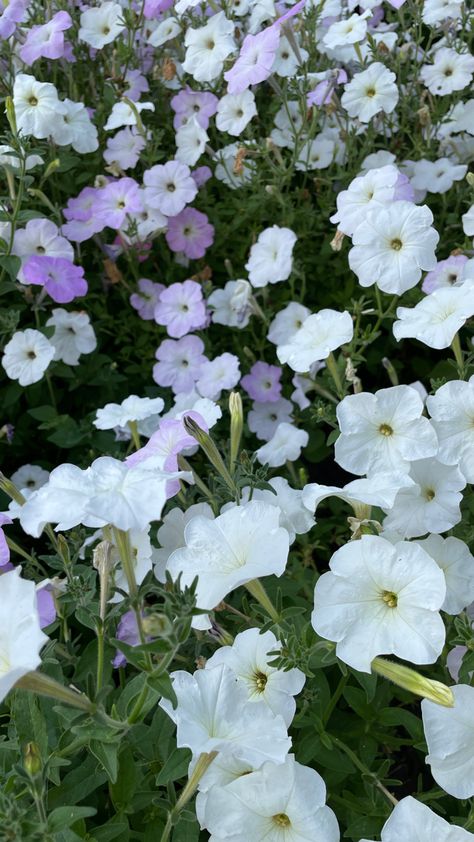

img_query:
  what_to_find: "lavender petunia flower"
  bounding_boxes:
[23,255,88,303]
[241,362,282,403]
[130,278,165,320]
[154,280,207,338]
[166,207,214,259]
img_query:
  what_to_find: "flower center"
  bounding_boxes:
[28,96,38,106]
[166,182,176,192]
[378,423,393,436]
[253,671,267,692]
[36,245,45,253]
[390,238,403,251]
[424,487,436,501]
[27,351,37,359]
[206,39,215,50]
[273,814,291,828]
[102,26,110,35]
[365,87,376,97]
[381,590,398,608]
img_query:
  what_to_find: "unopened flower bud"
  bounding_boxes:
[229,392,243,473]
[183,416,236,493]
[24,742,42,777]
[5,97,17,135]
[142,613,173,637]
[467,172,474,188]
[371,657,454,707]
[330,230,345,252]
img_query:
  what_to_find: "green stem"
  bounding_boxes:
[325,352,344,399]
[330,736,398,806]
[451,333,464,377]
[96,624,105,695]
[245,579,280,624]
[322,672,348,726]
[128,420,141,450]
[160,752,218,842]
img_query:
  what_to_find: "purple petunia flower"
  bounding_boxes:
[154,279,207,338]
[23,255,88,303]
[307,69,347,107]
[112,610,146,668]
[143,0,173,18]
[20,11,72,64]
[171,88,219,131]
[153,334,208,394]
[241,361,282,403]
[0,0,28,39]
[192,166,212,189]
[95,177,143,230]
[224,25,281,95]
[166,207,214,259]
[130,278,165,320]
[36,585,56,628]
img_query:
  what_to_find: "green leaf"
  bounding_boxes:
[155,748,191,787]
[48,806,97,832]
[89,739,120,783]
[0,254,21,282]
[109,747,138,811]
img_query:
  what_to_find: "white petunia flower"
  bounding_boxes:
[78,1,125,49]
[229,477,315,543]
[175,116,208,166]
[154,502,214,582]
[334,385,438,476]
[202,755,339,842]
[143,159,197,217]
[393,284,474,349]
[11,464,49,494]
[409,158,467,195]
[349,201,439,294]
[2,329,55,386]
[167,501,289,616]
[13,74,66,140]
[422,684,474,798]
[103,100,155,131]
[208,280,253,329]
[205,628,305,726]
[216,90,257,136]
[46,309,97,366]
[267,302,311,346]
[341,62,399,123]
[246,226,297,289]
[415,534,474,614]
[427,379,474,481]
[277,309,353,373]
[160,663,291,766]
[51,99,99,154]
[361,795,474,842]
[94,395,165,430]
[382,458,466,538]
[147,16,181,47]
[255,422,308,467]
[0,568,49,703]
[295,136,335,171]
[182,12,236,83]
[302,472,415,515]
[331,164,407,237]
[420,48,474,96]
[312,535,446,673]
[323,10,370,49]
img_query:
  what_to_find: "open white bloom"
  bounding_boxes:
[463,205,474,238]
[216,90,257,136]
[427,379,474,481]
[79,2,125,49]
[230,477,315,543]
[422,684,474,798]
[208,280,253,328]
[104,100,155,132]
[277,310,353,373]
[147,16,181,47]
[13,74,66,140]
[51,99,99,154]
[268,302,310,346]
[246,226,297,289]
[383,458,465,538]
[272,34,308,78]
[361,795,474,842]
[331,165,406,237]
[323,10,370,49]
[334,385,437,476]
[416,534,474,614]
[2,329,55,386]
[206,629,305,726]
[46,309,97,366]
[94,395,165,430]
[202,756,339,842]
[409,158,467,195]
[143,159,197,217]
[0,568,49,702]
[420,48,474,96]
[393,284,474,349]
[312,535,446,673]
[154,502,214,582]
[167,501,289,615]
[183,12,236,83]
[160,663,291,766]
[341,62,398,123]
[256,422,308,467]
[302,472,415,515]
[175,116,208,166]
[11,464,49,494]
[422,0,462,25]
[349,202,439,294]
[295,135,335,172]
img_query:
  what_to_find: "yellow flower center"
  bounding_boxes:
[273,814,291,828]
[390,238,403,251]
[382,590,398,608]
[253,671,268,692]
[379,423,393,437]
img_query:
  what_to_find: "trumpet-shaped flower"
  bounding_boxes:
[361,796,474,842]
[393,284,474,349]
[312,535,446,673]
[422,684,474,798]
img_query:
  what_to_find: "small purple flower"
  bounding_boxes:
[130,278,165,320]
[241,361,282,403]
[23,255,88,303]
[62,186,106,242]
[113,610,147,668]
[166,207,214,259]
[307,69,347,107]
[153,334,208,394]
[393,172,415,202]
[154,279,207,338]
[0,0,28,39]
[0,514,12,567]
[20,11,72,64]
[144,0,173,18]
[171,88,218,131]
[123,68,149,101]
[192,166,212,189]
[422,255,468,294]
[224,25,281,95]
[127,414,206,471]
[95,177,143,230]
[36,585,56,628]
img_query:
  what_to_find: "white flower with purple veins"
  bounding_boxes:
[94,395,165,431]
[420,48,474,96]
[277,309,353,373]
[248,397,294,442]
[205,628,305,726]
[422,684,474,799]
[382,458,466,539]
[349,201,439,294]
[267,302,311,345]
[427,379,474,482]
[331,165,412,237]
[312,535,446,673]
[0,568,49,703]
[341,62,399,122]
[166,501,289,615]
[246,225,297,288]
[256,422,309,467]
[202,756,340,842]
[160,663,291,766]
[2,329,55,387]
[182,12,236,82]
[416,534,474,614]
[361,796,474,842]
[78,1,125,49]
[46,309,97,366]
[13,74,66,139]
[334,385,438,476]
[393,284,474,350]
[143,160,197,217]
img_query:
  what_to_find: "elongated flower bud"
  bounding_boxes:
[371,657,454,707]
